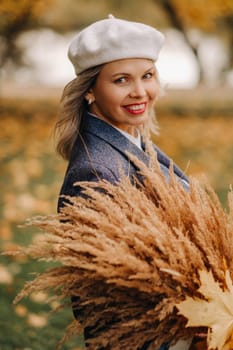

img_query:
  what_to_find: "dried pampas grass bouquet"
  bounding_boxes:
[11,144,233,350]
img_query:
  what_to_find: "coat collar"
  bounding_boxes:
[81,113,189,183]
[82,113,149,166]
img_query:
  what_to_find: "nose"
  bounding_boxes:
[129,80,146,98]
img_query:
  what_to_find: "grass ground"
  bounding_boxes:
[0,86,233,349]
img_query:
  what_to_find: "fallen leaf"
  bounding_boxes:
[30,291,48,303]
[27,313,47,328]
[15,304,28,317]
[0,264,13,284]
[0,222,12,240]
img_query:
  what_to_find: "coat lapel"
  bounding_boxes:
[82,113,189,185]
[83,113,150,166]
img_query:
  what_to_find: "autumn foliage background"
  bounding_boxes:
[1,0,233,349]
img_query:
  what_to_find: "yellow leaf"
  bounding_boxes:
[27,313,47,328]
[15,304,28,317]
[176,270,233,350]
[0,265,13,284]
[30,291,48,303]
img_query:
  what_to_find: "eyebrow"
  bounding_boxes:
[111,66,155,77]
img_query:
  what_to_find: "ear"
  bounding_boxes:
[85,90,95,104]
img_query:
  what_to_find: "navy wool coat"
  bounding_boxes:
[58,113,188,207]
[58,112,189,350]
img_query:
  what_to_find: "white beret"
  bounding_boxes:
[68,16,165,75]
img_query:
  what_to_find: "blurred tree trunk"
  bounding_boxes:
[158,0,204,84]
[0,7,31,67]
[221,15,233,77]
[0,0,52,68]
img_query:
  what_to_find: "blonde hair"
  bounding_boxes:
[55,64,161,160]
[54,65,103,160]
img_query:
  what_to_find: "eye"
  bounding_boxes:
[143,72,153,79]
[114,76,127,84]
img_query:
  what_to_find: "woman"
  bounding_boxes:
[56,15,189,350]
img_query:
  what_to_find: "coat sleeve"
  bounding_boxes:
[58,161,119,210]
[57,162,120,348]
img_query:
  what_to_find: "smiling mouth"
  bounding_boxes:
[124,103,147,114]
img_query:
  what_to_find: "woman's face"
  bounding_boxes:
[87,58,159,136]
